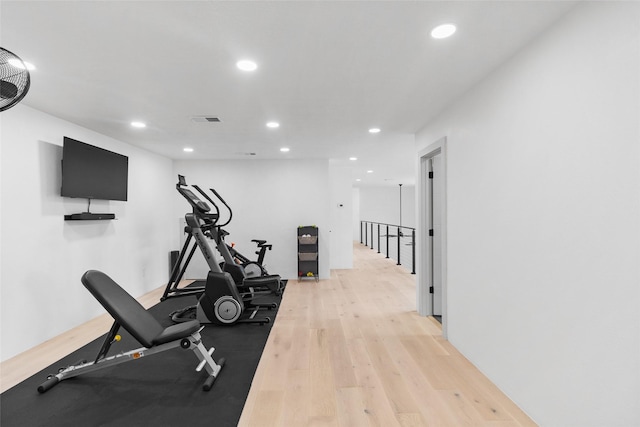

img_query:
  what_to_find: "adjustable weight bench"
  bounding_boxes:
[38,270,225,393]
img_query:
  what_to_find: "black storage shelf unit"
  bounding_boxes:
[297,225,318,282]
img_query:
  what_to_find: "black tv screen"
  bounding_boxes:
[61,137,128,201]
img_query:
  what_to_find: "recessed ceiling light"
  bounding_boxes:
[237,60,257,71]
[131,121,146,128]
[349,157,358,161]
[356,179,361,182]
[431,23,456,39]
[280,147,290,152]
[183,147,194,152]
[266,122,280,128]
[369,128,381,134]
[367,170,373,174]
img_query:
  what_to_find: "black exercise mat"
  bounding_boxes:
[0,286,283,427]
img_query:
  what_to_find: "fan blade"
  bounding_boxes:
[0,80,18,99]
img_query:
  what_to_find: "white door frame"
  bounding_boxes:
[417,137,448,338]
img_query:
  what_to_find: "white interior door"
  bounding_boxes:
[432,154,443,316]
[418,137,447,334]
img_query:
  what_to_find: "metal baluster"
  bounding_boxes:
[370,223,374,249]
[364,222,368,247]
[397,227,401,265]
[386,225,390,259]
[411,229,416,274]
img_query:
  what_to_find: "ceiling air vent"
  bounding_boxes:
[191,116,221,123]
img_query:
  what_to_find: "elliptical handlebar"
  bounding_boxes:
[208,187,227,206]
[176,175,219,224]
[192,185,233,228]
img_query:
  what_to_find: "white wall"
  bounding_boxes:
[415,3,640,426]
[1,105,175,361]
[329,161,353,269]
[351,187,360,241]
[172,159,331,280]
[358,185,416,228]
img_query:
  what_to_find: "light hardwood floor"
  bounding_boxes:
[238,243,537,426]
[1,243,537,426]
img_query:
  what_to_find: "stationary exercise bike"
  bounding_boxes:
[224,233,272,278]
[210,198,274,278]
[204,187,284,294]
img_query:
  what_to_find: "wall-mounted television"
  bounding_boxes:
[61,137,129,201]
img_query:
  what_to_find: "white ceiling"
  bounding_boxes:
[1,1,576,186]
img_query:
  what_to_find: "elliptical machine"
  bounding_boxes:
[164,176,274,325]
[164,176,284,300]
